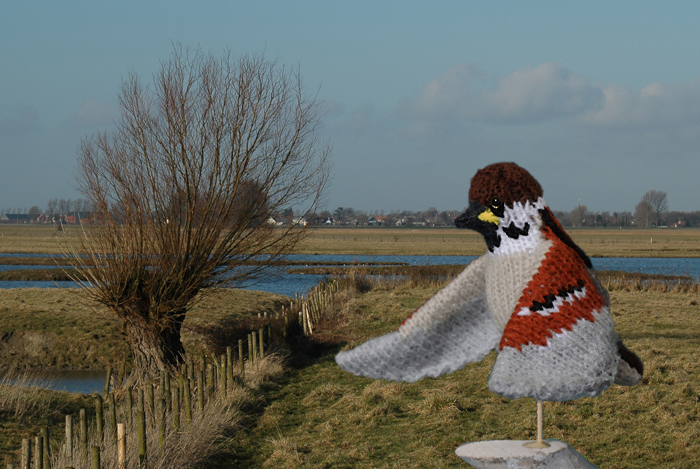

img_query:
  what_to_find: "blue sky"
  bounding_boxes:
[3,1,700,214]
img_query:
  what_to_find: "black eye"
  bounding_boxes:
[490,197,505,217]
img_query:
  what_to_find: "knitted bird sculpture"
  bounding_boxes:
[336,162,643,407]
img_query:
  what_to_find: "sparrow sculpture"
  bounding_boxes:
[336,162,643,444]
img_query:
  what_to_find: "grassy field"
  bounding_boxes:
[3,224,700,257]
[2,223,700,467]
[223,281,700,469]
[298,227,700,257]
[0,288,289,371]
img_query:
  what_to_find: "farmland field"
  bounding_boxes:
[2,224,700,257]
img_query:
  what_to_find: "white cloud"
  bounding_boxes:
[0,105,39,136]
[402,62,700,134]
[579,80,700,128]
[487,63,603,122]
[71,99,119,127]
[404,62,603,124]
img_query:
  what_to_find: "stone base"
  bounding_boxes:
[455,440,598,468]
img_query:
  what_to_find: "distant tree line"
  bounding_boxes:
[4,189,698,228]
[0,198,92,223]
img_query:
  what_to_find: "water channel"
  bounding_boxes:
[2,253,699,393]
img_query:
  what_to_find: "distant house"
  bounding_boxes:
[1,214,30,224]
[292,217,308,226]
[672,219,687,228]
[367,216,378,226]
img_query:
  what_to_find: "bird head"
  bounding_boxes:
[455,162,545,252]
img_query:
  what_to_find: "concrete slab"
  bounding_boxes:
[455,440,598,468]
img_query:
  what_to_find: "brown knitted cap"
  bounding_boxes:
[469,162,543,207]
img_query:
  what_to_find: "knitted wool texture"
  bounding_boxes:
[336,163,641,401]
[336,256,501,382]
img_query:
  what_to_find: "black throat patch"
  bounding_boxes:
[502,222,530,240]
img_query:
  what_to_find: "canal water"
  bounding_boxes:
[2,254,700,296]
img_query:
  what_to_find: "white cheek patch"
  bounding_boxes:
[491,197,547,256]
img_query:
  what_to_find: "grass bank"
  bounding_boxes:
[222,276,700,469]
[0,287,293,464]
[0,288,289,371]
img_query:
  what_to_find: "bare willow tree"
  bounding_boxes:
[70,45,331,379]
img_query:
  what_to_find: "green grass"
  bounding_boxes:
[220,282,700,469]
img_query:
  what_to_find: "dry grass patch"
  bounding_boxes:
[225,282,700,469]
[296,227,700,257]
[7,224,700,257]
[0,288,290,371]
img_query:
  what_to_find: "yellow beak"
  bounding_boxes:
[478,208,500,225]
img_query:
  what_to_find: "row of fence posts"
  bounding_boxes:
[288,279,338,336]
[8,278,341,468]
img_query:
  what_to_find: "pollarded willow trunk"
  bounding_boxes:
[121,309,187,380]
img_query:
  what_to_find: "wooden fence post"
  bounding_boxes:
[148,384,155,426]
[238,339,245,378]
[137,409,146,467]
[117,423,126,469]
[158,396,166,456]
[259,328,265,359]
[91,446,100,469]
[247,334,253,366]
[184,377,192,425]
[283,309,288,339]
[172,386,180,434]
[109,393,117,445]
[226,346,232,386]
[103,367,112,396]
[80,408,88,450]
[64,415,72,468]
[40,426,51,469]
[34,436,43,469]
[197,369,204,411]
[220,357,226,399]
[126,387,133,425]
[206,365,214,398]
[164,372,171,412]
[95,395,104,444]
[20,439,30,469]
[117,361,127,388]
[251,332,257,364]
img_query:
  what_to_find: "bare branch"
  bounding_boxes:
[69,44,332,378]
